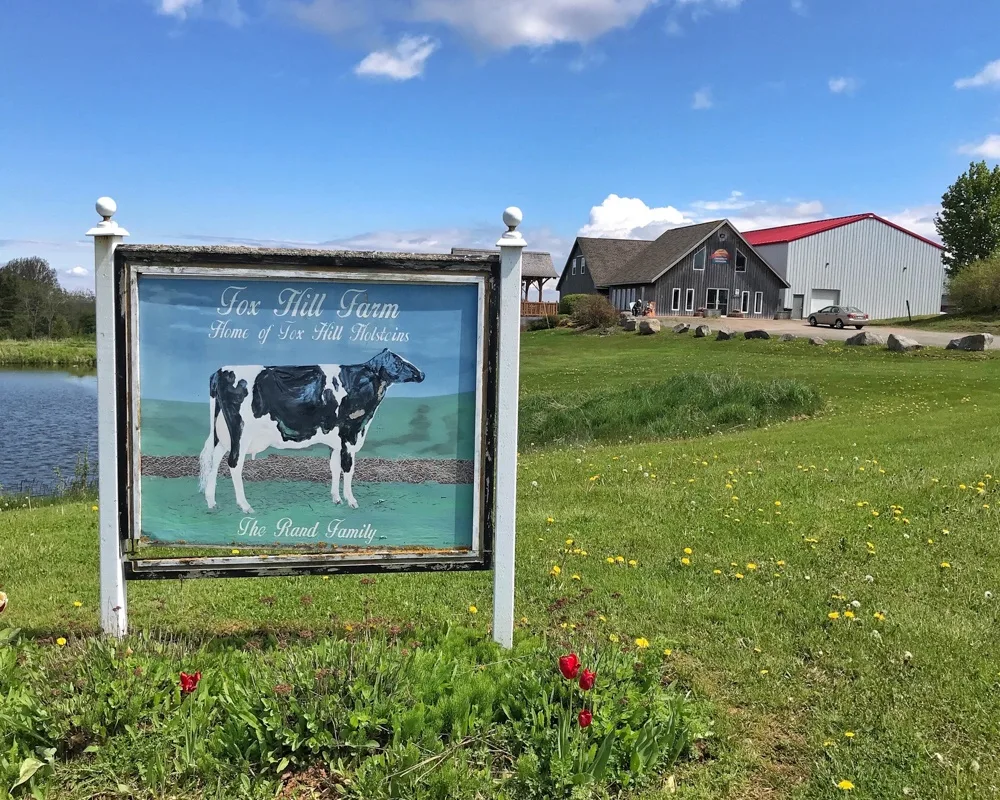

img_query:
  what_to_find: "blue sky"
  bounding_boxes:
[1,0,998,293]
[137,276,480,400]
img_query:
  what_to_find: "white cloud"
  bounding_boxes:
[692,87,713,110]
[828,76,858,94]
[675,0,742,7]
[955,59,1000,90]
[958,134,1000,159]
[413,0,657,49]
[578,195,693,239]
[355,35,438,80]
[883,206,941,242]
[65,266,89,277]
[790,0,806,14]
[578,193,829,239]
[159,0,200,17]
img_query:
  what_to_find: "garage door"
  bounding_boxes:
[810,289,840,314]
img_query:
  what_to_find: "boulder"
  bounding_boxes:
[694,324,712,338]
[845,331,885,346]
[809,337,827,346]
[618,313,631,327]
[779,333,796,342]
[716,328,735,340]
[744,330,770,340]
[946,333,993,352]
[638,318,661,335]
[622,318,637,332]
[887,334,923,353]
[672,323,690,334]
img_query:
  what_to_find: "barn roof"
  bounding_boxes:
[743,213,943,250]
[605,221,724,285]
[450,247,557,278]
[558,237,655,289]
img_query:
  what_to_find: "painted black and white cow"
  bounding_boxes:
[198,349,424,513]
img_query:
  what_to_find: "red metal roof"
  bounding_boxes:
[743,213,943,250]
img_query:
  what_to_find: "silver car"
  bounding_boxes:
[808,305,869,329]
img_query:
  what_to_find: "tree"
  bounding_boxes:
[0,256,58,288]
[935,161,1000,277]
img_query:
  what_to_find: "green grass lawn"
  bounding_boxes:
[877,312,1000,334]
[3,330,1000,798]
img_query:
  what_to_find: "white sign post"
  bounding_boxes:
[87,198,129,637]
[492,208,525,648]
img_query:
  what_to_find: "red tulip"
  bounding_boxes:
[558,653,581,680]
[578,708,593,728]
[179,671,201,694]
[579,669,596,691]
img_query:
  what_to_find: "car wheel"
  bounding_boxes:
[854,325,863,329]
[808,316,818,327]
[834,319,844,329]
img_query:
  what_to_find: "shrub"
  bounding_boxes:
[520,372,823,448]
[0,627,692,798]
[558,294,591,315]
[571,296,619,329]
[525,315,560,331]
[948,252,1000,314]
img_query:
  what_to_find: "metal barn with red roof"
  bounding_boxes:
[743,213,944,321]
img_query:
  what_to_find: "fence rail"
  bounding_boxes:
[521,301,559,316]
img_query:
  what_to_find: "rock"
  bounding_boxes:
[622,318,637,332]
[672,323,690,334]
[779,333,796,342]
[809,337,826,346]
[946,333,993,351]
[887,334,923,352]
[845,331,885,346]
[744,330,770,340]
[618,313,631,327]
[716,328,735,340]
[694,324,712,338]
[638,318,661,335]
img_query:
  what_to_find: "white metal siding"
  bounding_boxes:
[809,289,840,314]
[753,243,791,308]
[785,219,944,320]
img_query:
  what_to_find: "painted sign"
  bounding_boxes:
[115,250,499,577]
[711,248,730,265]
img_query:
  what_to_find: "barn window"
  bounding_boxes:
[580,257,587,274]
[685,288,694,312]
[754,292,763,314]
[693,246,706,271]
[671,288,681,311]
[735,249,747,272]
[741,292,750,314]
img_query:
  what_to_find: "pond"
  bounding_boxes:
[0,368,98,495]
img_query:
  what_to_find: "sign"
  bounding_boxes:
[711,248,730,265]
[114,249,501,579]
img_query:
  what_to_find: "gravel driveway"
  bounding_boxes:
[655,315,994,349]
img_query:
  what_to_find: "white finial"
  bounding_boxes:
[87,196,129,238]
[96,196,117,221]
[502,206,522,231]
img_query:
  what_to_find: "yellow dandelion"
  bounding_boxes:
[837,779,855,791]
[635,638,650,649]
[606,557,615,564]
[959,484,967,490]
[760,669,769,675]
[589,475,599,482]
[774,500,782,507]
[550,565,561,576]
[73,601,82,608]
[546,516,554,524]
[746,563,758,570]
[628,560,637,568]
[468,605,478,614]
[844,731,855,738]
[683,547,693,555]
[609,634,620,643]
[824,740,836,747]
[843,610,855,619]
[732,495,739,502]
[91,505,98,512]
[663,648,673,656]
[713,569,722,575]
[571,574,581,581]
[776,560,786,566]
[598,614,607,622]
[56,637,67,647]
[344,624,354,632]
[726,483,733,489]
[859,467,865,471]
[942,529,950,534]
[565,538,574,546]
[940,562,951,569]
[828,611,840,620]
[231,549,240,555]
[872,510,880,517]
[680,557,691,566]
[735,573,745,579]
[580,549,588,556]
[615,555,625,563]
[873,612,885,621]
[520,616,528,624]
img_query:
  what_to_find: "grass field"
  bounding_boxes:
[0,338,96,367]
[3,330,1000,798]
[878,312,1000,334]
